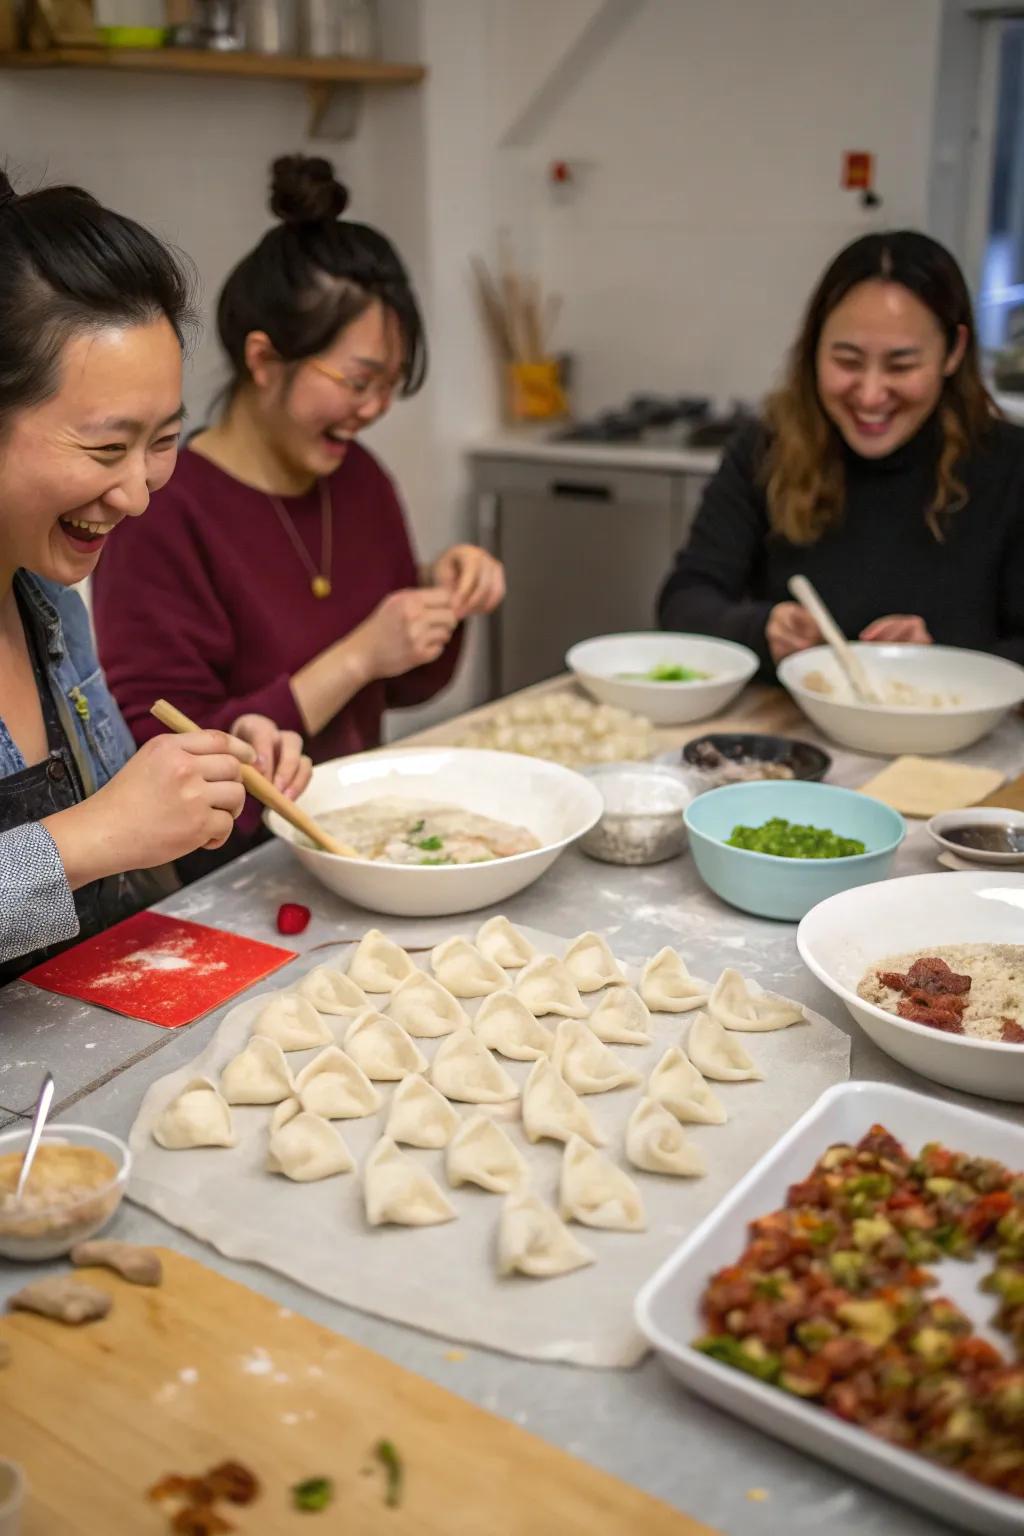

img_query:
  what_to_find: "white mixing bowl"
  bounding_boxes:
[265,747,603,918]
[797,870,1024,1101]
[778,643,1024,756]
[566,632,759,725]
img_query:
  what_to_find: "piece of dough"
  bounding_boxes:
[429,1028,519,1104]
[625,1098,707,1177]
[639,948,710,1013]
[297,965,370,1017]
[343,1010,429,1081]
[446,1113,527,1193]
[514,955,587,1018]
[267,1109,353,1181]
[473,990,554,1061]
[347,929,416,993]
[687,1011,763,1081]
[648,1047,727,1125]
[521,1057,605,1146]
[294,1046,381,1119]
[588,987,652,1045]
[9,1276,111,1325]
[431,937,507,998]
[251,994,332,1052]
[70,1241,163,1285]
[385,1074,461,1149]
[476,916,535,970]
[498,1190,595,1278]
[387,972,468,1038]
[220,1034,295,1105]
[271,1096,301,1132]
[708,968,804,1032]
[858,755,1004,818]
[362,1137,456,1227]
[152,1076,237,1150]
[551,1020,641,1095]
[562,932,626,992]
[558,1136,646,1231]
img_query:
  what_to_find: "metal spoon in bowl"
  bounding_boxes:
[14,1071,55,1204]
[787,575,882,705]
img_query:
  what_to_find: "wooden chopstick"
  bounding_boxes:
[149,699,359,860]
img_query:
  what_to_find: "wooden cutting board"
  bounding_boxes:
[0,1250,715,1535]
[980,772,1024,812]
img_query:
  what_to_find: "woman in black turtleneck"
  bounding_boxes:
[658,231,1024,673]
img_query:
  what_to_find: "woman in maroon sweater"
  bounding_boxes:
[93,156,504,845]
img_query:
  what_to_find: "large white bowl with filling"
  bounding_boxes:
[265,747,603,918]
[566,632,759,725]
[797,870,1024,1100]
[778,643,1024,756]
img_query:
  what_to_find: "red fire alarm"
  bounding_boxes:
[842,151,874,191]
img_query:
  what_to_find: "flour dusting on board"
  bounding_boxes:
[91,938,228,990]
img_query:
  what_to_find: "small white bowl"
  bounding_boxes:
[797,870,1024,1100]
[928,808,1024,867]
[566,632,759,725]
[0,1124,130,1261]
[266,747,603,918]
[779,643,1024,756]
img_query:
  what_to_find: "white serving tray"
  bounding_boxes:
[635,1081,1024,1536]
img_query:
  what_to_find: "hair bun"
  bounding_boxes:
[270,155,348,226]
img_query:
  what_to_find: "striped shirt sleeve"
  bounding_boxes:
[0,823,79,964]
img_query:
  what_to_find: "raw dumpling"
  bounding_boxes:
[563,932,625,992]
[648,1047,727,1125]
[431,937,507,998]
[709,968,805,1032]
[295,1046,382,1119]
[267,1106,353,1181]
[446,1113,527,1193]
[688,1011,764,1082]
[220,1034,295,1106]
[271,1096,301,1132]
[476,916,535,970]
[626,1097,707,1177]
[473,990,554,1061]
[387,972,468,1038]
[152,1076,236,1150]
[385,1074,460,1149]
[559,1136,646,1231]
[498,1190,594,1278]
[551,1020,641,1095]
[297,965,369,1017]
[344,1010,429,1081]
[347,929,415,994]
[514,956,587,1018]
[363,1137,456,1227]
[429,1028,518,1104]
[252,994,332,1052]
[639,948,710,1013]
[589,987,652,1045]
[521,1058,605,1146]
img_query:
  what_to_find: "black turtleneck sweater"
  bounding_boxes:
[657,414,1024,673]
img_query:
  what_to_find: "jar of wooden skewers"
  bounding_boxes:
[472,255,569,423]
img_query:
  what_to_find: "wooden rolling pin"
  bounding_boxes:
[150,699,359,859]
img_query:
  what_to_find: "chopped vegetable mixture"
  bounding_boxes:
[618,662,710,682]
[726,817,866,859]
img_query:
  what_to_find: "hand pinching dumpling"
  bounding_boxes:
[562,932,625,992]
[429,1029,518,1104]
[648,1047,727,1125]
[521,1058,605,1146]
[446,1113,527,1193]
[708,968,804,1032]
[387,972,468,1038]
[363,1137,456,1227]
[551,1020,641,1095]
[626,1097,707,1177]
[476,916,535,970]
[267,1103,354,1181]
[220,1035,295,1105]
[498,1190,594,1278]
[297,966,369,1017]
[152,1076,236,1150]
[347,929,415,994]
[295,1046,381,1119]
[514,956,587,1018]
[559,1136,646,1231]
[343,1010,428,1081]
[473,990,554,1062]
[431,937,507,998]
[639,948,710,1013]
[688,1011,763,1081]
[589,987,652,1045]
[252,994,332,1052]
[385,1075,461,1149]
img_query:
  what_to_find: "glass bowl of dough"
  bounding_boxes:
[0,1124,130,1261]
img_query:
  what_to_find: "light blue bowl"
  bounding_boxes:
[683,781,905,922]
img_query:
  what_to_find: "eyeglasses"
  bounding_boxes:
[308,357,401,403]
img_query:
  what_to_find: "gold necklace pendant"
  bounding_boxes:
[311,575,332,599]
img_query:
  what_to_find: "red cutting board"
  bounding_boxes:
[22,910,296,1027]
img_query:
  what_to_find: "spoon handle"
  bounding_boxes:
[15,1071,55,1203]
[787,575,880,704]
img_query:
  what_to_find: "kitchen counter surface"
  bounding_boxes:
[470,426,723,476]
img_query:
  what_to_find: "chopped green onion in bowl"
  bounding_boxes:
[617,662,710,683]
[726,817,866,860]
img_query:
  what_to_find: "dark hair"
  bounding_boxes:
[0,167,197,433]
[216,155,427,401]
[763,230,995,544]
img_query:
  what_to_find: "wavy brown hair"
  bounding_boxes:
[763,231,996,544]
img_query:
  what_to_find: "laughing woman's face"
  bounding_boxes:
[0,318,184,587]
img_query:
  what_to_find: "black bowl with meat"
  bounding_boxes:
[681,732,832,788]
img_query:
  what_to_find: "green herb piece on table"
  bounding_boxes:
[375,1440,403,1508]
[292,1477,334,1512]
[409,819,425,835]
[416,835,444,851]
[725,817,866,859]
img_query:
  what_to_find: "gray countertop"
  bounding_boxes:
[3,712,1024,1536]
[469,426,722,476]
